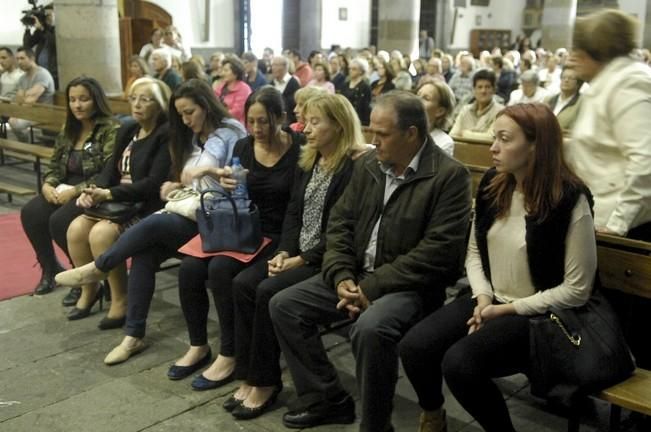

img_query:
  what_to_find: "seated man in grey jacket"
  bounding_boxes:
[270,91,472,432]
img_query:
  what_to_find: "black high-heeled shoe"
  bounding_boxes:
[97,315,126,330]
[67,286,104,321]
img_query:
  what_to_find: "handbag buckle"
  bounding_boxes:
[550,313,582,347]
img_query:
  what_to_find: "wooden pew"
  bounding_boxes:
[53,91,132,116]
[0,100,66,139]
[0,138,54,191]
[593,233,651,431]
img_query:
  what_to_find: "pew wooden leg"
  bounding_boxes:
[567,413,580,432]
[609,405,621,432]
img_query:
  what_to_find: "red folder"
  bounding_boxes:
[178,235,272,262]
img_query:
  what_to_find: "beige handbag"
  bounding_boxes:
[164,187,201,221]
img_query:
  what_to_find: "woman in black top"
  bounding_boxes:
[168,87,301,390]
[340,57,371,125]
[221,94,367,420]
[64,77,172,326]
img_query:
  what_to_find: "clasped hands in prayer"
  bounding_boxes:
[466,294,516,335]
[336,279,370,319]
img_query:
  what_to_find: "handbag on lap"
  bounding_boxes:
[195,189,263,254]
[164,187,201,221]
[528,289,635,406]
[84,201,143,224]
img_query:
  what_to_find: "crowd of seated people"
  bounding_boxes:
[3,7,651,432]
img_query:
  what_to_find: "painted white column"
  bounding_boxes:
[541,0,577,52]
[54,0,122,95]
[377,0,421,57]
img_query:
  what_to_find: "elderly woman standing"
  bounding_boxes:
[566,8,651,371]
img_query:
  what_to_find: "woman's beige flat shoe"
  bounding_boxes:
[55,262,107,287]
[104,339,147,365]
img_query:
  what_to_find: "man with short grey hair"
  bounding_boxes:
[508,70,549,105]
[270,56,300,124]
[270,91,472,432]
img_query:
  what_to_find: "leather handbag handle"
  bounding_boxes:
[199,188,240,228]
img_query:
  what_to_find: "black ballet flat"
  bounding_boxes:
[223,394,245,412]
[191,370,235,391]
[167,349,212,380]
[97,315,126,330]
[231,385,283,420]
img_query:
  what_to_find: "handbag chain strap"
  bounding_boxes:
[550,313,582,347]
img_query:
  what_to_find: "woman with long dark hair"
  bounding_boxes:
[55,79,246,363]
[21,76,117,301]
[399,104,597,432]
[167,86,302,392]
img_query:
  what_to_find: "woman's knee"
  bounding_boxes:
[442,341,478,383]
[88,220,121,254]
[67,215,94,245]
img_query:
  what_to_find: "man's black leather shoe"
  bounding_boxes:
[282,393,355,429]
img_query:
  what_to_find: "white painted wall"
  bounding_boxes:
[619,0,647,43]
[448,0,527,50]
[0,2,33,46]
[321,0,371,50]
[149,0,234,48]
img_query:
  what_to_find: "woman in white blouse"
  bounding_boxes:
[399,103,596,432]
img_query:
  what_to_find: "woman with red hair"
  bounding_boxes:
[399,104,598,432]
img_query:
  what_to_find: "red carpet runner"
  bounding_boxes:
[0,212,69,301]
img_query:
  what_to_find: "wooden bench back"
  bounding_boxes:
[0,101,66,131]
[595,234,651,300]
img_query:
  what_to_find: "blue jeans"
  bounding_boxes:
[95,212,198,338]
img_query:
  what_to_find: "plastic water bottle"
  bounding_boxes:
[230,157,249,206]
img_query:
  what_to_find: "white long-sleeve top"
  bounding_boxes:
[567,56,651,235]
[465,192,596,315]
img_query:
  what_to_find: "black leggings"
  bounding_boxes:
[178,239,277,356]
[20,195,83,273]
[399,294,530,432]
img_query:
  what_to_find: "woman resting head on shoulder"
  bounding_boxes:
[398,103,597,432]
[163,78,247,198]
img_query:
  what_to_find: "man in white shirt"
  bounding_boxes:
[538,55,561,94]
[270,56,300,124]
[0,47,24,99]
[508,70,548,106]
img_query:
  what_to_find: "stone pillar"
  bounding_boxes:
[299,0,322,55]
[541,0,577,52]
[54,0,122,95]
[377,0,421,57]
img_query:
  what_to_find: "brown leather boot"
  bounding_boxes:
[418,409,447,432]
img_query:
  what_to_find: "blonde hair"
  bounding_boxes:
[573,9,639,63]
[294,86,327,107]
[299,94,366,173]
[129,76,172,115]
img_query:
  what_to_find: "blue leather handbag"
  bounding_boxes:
[195,189,263,253]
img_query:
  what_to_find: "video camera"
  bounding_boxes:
[20,0,47,27]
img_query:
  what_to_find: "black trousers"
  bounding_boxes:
[232,261,318,386]
[269,274,425,432]
[178,238,277,356]
[399,294,530,432]
[20,194,83,273]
